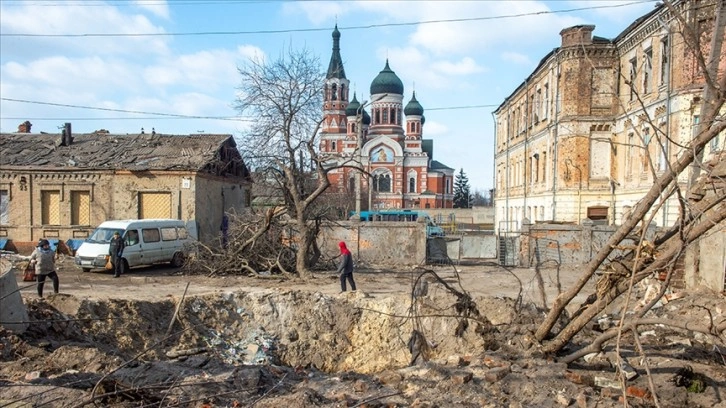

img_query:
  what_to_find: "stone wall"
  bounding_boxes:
[318,221,427,266]
[520,220,658,268]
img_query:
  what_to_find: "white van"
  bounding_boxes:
[74,219,196,273]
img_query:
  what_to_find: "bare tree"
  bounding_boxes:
[234,47,337,278]
[534,0,726,353]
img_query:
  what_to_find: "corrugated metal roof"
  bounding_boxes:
[0,132,234,171]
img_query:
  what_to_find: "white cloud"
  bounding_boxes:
[134,0,170,19]
[237,45,266,62]
[501,52,531,65]
[2,56,136,91]
[422,120,447,136]
[0,2,170,57]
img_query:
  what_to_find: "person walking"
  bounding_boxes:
[337,241,356,292]
[29,239,59,298]
[109,231,125,278]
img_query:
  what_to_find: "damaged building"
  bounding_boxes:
[493,0,725,229]
[0,122,252,251]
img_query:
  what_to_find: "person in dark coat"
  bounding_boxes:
[337,241,356,292]
[29,239,59,298]
[109,231,125,278]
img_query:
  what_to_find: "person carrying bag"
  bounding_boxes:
[29,239,60,298]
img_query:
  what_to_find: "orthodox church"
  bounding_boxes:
[320,26,454,210]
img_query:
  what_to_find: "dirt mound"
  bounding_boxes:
[1,273,725,407]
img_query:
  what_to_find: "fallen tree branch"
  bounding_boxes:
[559,317,726,364]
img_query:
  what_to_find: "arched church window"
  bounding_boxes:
[373,173,392,193]
[382,108,388,124]
[349,177,355,193]
[397,109,402,125]
[409,177,415,193]
[340,84,346,100]
[380,174,391,192]
[331,141,337,151]
[331,84,337,101]
[375,109,380,125]
[391,108,396,125]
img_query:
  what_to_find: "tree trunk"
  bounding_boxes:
[541,198,726,354]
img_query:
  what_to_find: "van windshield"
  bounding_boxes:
[86,228,124,244]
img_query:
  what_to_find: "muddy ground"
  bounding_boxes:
[1,257,725,407]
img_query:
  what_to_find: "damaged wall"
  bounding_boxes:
[318,221,427,266]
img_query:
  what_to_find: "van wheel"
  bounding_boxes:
[171,252,185,268]
[120,259,130,275]
[82,268,91,273]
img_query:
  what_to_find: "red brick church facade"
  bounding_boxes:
[320,26,454,210]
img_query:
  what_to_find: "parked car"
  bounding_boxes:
[74,219,196,273]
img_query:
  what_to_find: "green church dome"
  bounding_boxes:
[345,93,361,117]
[370,60,404,95]
[404,91,424,116]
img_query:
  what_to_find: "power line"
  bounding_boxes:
[1,1,657,38]
[0,98,254,121]
[1,97,500,122]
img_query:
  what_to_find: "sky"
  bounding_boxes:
[0,0,658,192]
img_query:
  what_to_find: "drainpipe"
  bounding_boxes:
[505,108,511,231]
[662,26,673,227]
[492,111,498,228]
[522,79,532,221]
[551,62,561,221]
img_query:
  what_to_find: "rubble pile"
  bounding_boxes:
[0,272,724,407]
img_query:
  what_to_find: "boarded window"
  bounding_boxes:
[587,206,609,221]
[142,228,160,243]
[160,227,177,241]
[41,190,60,225]
[71,191,90,225]
[0,190,8,224]
[138,192,171,219]
[590,136,611,178]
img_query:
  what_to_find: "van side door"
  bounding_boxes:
[159,226,180,263]
[140,228,163,264]
[123,229,143,267]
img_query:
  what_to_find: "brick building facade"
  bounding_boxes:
[320,26,454,211]
[493,0,725,231]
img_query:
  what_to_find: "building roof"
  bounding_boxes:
[404,91,424,116]
[430,160,454,171]
[370,60,404,95]
[346,93,361,117]
[326,25,347,80]
[0,131,249,178]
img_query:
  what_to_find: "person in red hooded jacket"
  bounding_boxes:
[336,241,356,292]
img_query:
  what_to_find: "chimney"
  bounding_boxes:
[17,121,32,133]
[61,122,73,146]
[560,25,595,48]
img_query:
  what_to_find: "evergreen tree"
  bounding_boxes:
[453,168,471,208]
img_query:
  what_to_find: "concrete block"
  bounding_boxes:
[0,264,29,334]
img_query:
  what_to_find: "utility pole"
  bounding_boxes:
[355,102,366,216]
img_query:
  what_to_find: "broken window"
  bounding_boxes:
[0,190,8,224]
[643,48,652,94]
[660,37,669,86]
[629,57,637,101]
